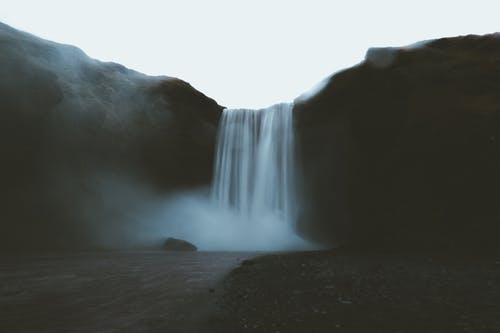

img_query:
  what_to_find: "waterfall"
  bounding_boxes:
[159,102,313,250]
[211,102,297,226]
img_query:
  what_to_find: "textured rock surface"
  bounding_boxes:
[295,34,500,249]
[0,22,223,251]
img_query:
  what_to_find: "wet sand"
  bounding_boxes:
[0,251,257,333]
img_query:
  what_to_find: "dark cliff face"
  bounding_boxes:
[0,23,223,251]
[295,34,500,250]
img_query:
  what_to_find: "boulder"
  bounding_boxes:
[163,238,197,252]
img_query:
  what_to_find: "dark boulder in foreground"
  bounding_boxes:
[0,22,223,251]
[164,238,197,251]
[295,34,500,250]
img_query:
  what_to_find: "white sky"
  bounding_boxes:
[2,0,499,108]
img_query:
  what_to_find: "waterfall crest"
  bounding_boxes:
[211,102,297,226]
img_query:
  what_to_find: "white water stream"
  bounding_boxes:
[159,103,312,251]
[211,103,297,224]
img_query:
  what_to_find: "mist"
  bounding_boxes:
[75,174,314,251]
[158,191,315,251]
[83,101,317,252]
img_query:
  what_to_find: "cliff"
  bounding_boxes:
[295,34,500,250]
[0,22,223,250]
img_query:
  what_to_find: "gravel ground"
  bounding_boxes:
[2,250,498,333]
[209,250,500,333]
[0,251,256,333]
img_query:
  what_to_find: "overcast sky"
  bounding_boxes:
[2,0,499,108]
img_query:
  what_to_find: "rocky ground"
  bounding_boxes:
[209,250,500,333]
[0,251,255,333]
[1,250,498,332]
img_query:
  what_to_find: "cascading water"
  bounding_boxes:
[159,102,313,251]
[211,103,298,229]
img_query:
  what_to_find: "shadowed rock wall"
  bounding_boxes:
[295,34,500,250]
[0,22,223,251]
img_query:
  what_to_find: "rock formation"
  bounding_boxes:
[163,237,197,251]
[295,34,500,250]
[0,22,223,251]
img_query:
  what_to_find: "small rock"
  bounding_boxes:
[163,237,197,251]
